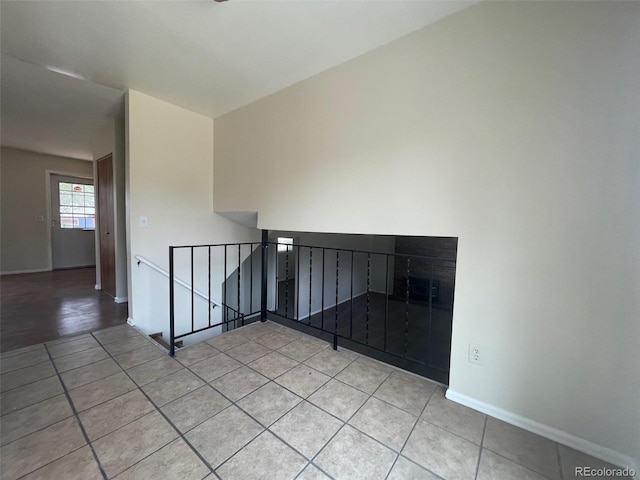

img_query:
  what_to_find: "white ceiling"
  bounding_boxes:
[1,0,476,161]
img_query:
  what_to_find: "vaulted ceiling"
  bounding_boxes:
[1,0,476,160]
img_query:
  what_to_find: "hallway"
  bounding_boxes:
[0,268,128,352]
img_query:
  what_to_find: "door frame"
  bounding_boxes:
[44,169,94,271]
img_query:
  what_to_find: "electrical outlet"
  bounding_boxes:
[139,216,148,228]
[468,343,483,365]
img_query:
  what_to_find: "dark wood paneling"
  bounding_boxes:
[394,236,458,309]
[97,156,116,298]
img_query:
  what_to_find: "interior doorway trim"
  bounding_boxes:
[44,169,93,271]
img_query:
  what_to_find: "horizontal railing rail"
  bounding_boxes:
[136,255,222,309]
[174,303,245,341]
[168,242,261,249]
[267,241,439,260]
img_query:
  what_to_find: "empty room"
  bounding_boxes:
[0,1,638,479]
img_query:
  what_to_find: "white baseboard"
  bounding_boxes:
[95,284,101,290]
[1,268,51,275]
[126,317,134,326]
[114,296,128,304]
[445,389,639,475]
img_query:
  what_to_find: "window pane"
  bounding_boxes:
[57,182,95,228]
[277,237,294,252]
[60,193,72,206]
[60,215,75,229]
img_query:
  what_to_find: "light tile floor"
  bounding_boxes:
[0,321,632,480]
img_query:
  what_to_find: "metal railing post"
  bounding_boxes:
[308,247,313,325]
[190,246,194,334]
[334,251,339,350]
[261,229,268,322]
[169,246,175,357]
[238,244,242,327]
[404,257,411,358]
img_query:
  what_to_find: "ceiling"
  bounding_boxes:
[1,0,476,161]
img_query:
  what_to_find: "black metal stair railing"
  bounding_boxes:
[168,242,262,356]
[167,232,454,384]
[265,241,453,384]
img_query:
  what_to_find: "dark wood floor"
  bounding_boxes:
[0,268,128,353]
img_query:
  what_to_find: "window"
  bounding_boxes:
[59,182,95,229]
[277,237,293,252]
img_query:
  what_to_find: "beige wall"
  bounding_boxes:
[0,147,94,273]
[214,1,640,469]
[126,90,260,336]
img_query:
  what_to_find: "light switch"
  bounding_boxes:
[34,215,45,222]
[139,216,149,228]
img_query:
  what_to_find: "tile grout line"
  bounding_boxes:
[206,380,310,473]
[89,331,220,478]
[1,356,51,375]
[5,322,606,480]
[65,372,138,417]
[212,429,304,479]
[181,329,350,478]
[18,330,346,476]
[16,337,212,474]
[49,343,101,357]
[307,462,337,480]
[474,414,489,480]
[179,334,300,476]
[0,379,63,419]
[1,331,150,387]
[42,342,110,480]
[224,325,450,478]
[293,459,337,480]
[418,417,486,452]
[54,354,114,376]
[0,344,47,359]
[0,372,59,401]
[481,448,559,480]
[383,380,442,480]
[81,322,436,480]
[556,443,565,480]
[300,360,396,476]
[172,346,338,438]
